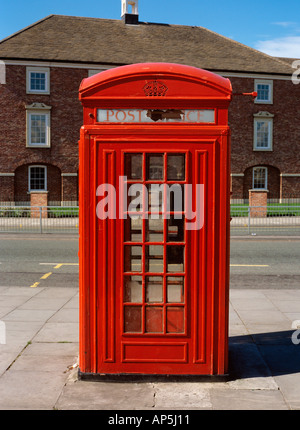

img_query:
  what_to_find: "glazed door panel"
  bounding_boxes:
[95,139,216,375]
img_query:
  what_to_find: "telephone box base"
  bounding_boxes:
[78,369,229,383]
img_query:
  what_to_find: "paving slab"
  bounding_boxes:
[55,379,156,410]
[48,307,79,323]
[18,297,72,310]
[236,309,290,325]
[210,388,288,410]
[32,322,79,342]
[0,286,43,297]
[0,369,68,410]
[151,382,212,410]
[22,341,79,357]
[35,287,78,299]
[3,308,56,322]
[273,374,300,410]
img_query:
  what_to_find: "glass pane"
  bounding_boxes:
[124,306,142,333]
[167,246,184,272]
[257,84,269,101]
[167,277,184,303]
[124,246,142,272]
[253,168,267,189]
[127,183,143,213]
[167,216,184,242]
[30,167,46,190]
[146,276,163,303]
[125,154,143,180]
[146,154,164,180]
[148,184,164,212]
[256,121,269,148]
[167,307,184,333]
[168,184,184,212]
[124,216,142,242]
[167,155,185,180]
[146,218,164,242]
[145,307,163,333]
[31,114,46,144]
[30,72,46,91]
[145,245,164,273]
[124,276,143,303]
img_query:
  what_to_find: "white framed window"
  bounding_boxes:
[253,167,268,190]
[254,79,273,104]
[28,165,47,191]
[253,112,274,151]
[26,103,51,148]
[26,67,50,94]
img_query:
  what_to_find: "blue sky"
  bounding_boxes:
[1,0,300,57]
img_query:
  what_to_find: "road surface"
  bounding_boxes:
[0,234,299,289]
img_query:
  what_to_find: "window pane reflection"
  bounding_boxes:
[146,276,163,303]
[124,306,142,333]
[146,218,164,242]
[167,155,185,180]
[146,154,164,180]
[145,245,164,273]
[167,277,184,303]
[124,246,142,272]
[124,216,142,242]
[167,216,184,242]
[124,276,143,303]
[167,246,184,272]
[167,307,184,333]
[145,307,163,333]
[148,184,164,212]
[125,153,143,180]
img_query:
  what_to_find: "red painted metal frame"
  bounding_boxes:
[79,63,232,376]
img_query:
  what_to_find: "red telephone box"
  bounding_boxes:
[78,63,232,377]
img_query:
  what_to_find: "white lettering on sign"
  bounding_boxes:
[96,109,215,123]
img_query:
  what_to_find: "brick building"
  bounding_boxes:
[0,2,299,205]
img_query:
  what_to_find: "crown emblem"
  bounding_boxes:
[143,80,168,96]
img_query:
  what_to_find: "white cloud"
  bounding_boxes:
[272,21,297,28]
[255,36,300,58]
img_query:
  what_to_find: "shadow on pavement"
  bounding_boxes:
[229,330,300,379]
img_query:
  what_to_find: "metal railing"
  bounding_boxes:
[231,205,300,236]
[0,206,79,234]
[1,205,300,236]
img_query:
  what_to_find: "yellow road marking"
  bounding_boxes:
[30,282,40,288]
[40,272,52,279]
[57,263,79,266]
[54,264,63,269]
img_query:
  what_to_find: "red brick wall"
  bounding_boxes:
[229,76,300,197]
[30,192,48,218]
[0,64,87,202]
[249,190,268,217]
[231,176,244,199]
[243,165,280,200]
[281,176,300,199]
[61,175,78,202]
[0,176,14,201]
[14,163,62,202]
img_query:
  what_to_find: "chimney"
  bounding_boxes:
[121,0,139,25]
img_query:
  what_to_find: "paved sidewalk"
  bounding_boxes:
[1,285,300,410]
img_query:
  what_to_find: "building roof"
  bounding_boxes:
[277,57,300,65]
[0,14,294,75]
